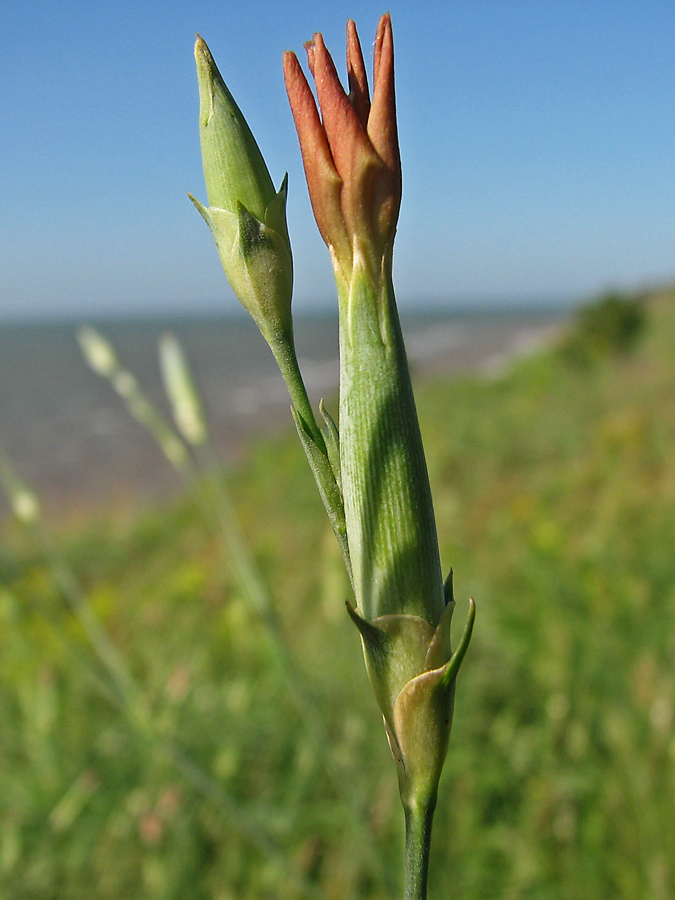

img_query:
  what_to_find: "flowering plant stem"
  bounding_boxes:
[336,264,443,624]
[193,16,476,897]
[404,796,436,900]
[268,331,326,451]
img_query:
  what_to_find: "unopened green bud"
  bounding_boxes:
[189,36,293,345]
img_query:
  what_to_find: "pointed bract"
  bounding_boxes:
[348,599,475,805]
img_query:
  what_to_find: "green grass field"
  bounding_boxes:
[2,289,674,899]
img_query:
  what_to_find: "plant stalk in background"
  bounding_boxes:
[193,16,474,899]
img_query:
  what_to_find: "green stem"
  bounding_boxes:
[270,331,326,454]
[404,795,437,900]
[336,263,444,622]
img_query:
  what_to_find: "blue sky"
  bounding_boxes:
[1,0,674,320]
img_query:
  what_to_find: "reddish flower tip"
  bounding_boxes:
[285,15,401,279]
[346,20,370,128]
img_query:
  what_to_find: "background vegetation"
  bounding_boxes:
[1,287,674,900]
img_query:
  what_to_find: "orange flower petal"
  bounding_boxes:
[369,13,400,179]
[285,18,402,274]
[346,19,370,129]
[309,32,376,187]
[283,50,348,257]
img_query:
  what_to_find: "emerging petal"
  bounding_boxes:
[284,15,402,278]
[308,32,384,266]
[368,14,401,242]
[283,50,349,261]
[369,13,399,173]
[346,19,370,128]
[308,33,380,185]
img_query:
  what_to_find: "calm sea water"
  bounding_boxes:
[0,307,565,521]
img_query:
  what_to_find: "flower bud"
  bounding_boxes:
[190,36,293,345]
[283,14,401,286]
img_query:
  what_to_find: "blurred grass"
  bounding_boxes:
[1,288,674,899]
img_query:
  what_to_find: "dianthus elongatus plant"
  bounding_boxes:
[191,15,475,900]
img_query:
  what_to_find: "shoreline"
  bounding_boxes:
[0,309,566,527]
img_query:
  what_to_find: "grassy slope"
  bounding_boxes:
[1,290,674,900]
